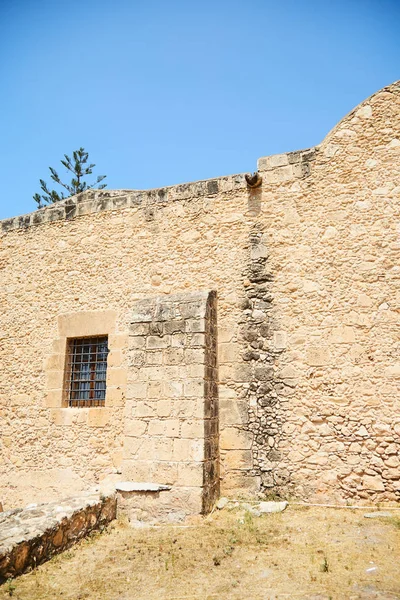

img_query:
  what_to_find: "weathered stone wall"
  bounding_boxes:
[248,83,400,502]
[0,492,116,582]
[122,291,219,516]
[0,173,248,509]
[1,81,400,507]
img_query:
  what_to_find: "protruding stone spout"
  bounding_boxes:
[245,172,262,188]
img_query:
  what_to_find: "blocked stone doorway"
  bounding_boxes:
[120,291,219,520]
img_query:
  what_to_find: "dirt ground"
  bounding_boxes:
[1,505,400,600]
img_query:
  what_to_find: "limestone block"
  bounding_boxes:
[287,450,304,462]
[188,363,205,378]
[219,343,238,363]
[221,471,261,494]
[356,104,373,118]
[273,331,287,350]
[222,449,252,470]
[177,463,203,486]
[331,326,356,344]
[163,320,186,334]
[385,456,400,468]
[362,475,385,492]
[173,399,196,418]
[58,310,117,337]
[188,333,206,347]
[134,401,156,418]
[147,335,171,349]
[385,364,400,378]
[122,459,152,481]
[163,381,183,398]
[165,419,180,437]
[147,381,162,398]
[46,370,64,390]
[44,354,64,370]
[50,408,79,426]
[107,368,128,386]
[135,439,156,460]
[106,386,124,406]
[111,450,123,468]
[185,348,205,364]
[124,419,148,437]
[163,347,184,365]
[45,390,62,408]
[151,461,178,484]
[219,363,234,381]
[220,428,253,450]
[181,420,204,438]
[219,399,248,427]
[157,400,172,417]
[185,318,206,333]
[173,438,204,462]
[109,333,129,349]
[141,366,163,381]
[130,336,146,349]
[129,323,149,336]
[250,244,269,260]
[126,382,147,399]
[153,438,174,461]
[278,365,298,379]
[184,378,204,397]
[306,347,331,367]
[277,166,294,181]
[307,452,329,466]
[51,338,66,354]
[386,443,398,455]
[171,333,187,348]
[218,327,235,343]
[88,408,111,427]
[107,350,122,368]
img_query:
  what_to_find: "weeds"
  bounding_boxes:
[389,517,400,530]
[5,579,15,597]
[320,554,329,573]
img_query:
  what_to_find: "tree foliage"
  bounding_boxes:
[33,148,107,208]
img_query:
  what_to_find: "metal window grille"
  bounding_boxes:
[67,337,109,407]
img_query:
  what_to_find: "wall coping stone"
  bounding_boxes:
[0,173,247,235]
[131,290,216,323]
[0,145,316,236]
[0,491,116,582]
[2,80,400,236]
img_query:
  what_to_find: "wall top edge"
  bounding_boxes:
[0,143,316,235]
[131,290,216,323]
[0,173,247,235]
[2,79,399,236]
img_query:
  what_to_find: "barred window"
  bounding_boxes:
[66,337,109,407]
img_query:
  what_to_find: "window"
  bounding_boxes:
[66,336,109,407]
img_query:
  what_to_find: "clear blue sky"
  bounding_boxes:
[0,0,399,220]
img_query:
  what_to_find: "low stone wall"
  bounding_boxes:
[0,492,116,583]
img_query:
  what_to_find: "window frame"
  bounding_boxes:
[65,336,109,408]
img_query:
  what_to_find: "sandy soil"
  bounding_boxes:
[1,505,400,600]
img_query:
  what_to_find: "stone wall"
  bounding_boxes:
[0,492,116,582]
[122,291,219,517]
[1,81,400,507]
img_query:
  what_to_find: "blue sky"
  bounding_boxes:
[0,0,399,220]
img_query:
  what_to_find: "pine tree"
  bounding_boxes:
[33,148,107,208]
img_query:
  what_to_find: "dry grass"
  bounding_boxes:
[2,506,400,600]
